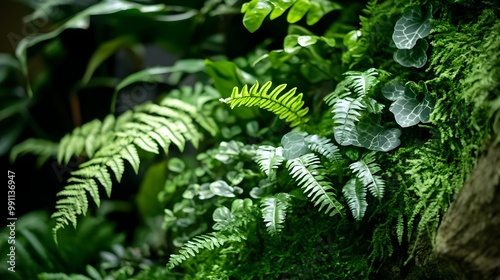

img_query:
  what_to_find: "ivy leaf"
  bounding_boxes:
[394,39,429,68]
[281,131,309,160]
[356,121,401,152]
[392,5,432,49]
[386,81,434,127]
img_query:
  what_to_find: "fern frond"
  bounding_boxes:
[342,178,367,220]
[51,98,214,242]
[343,68,379,97]
[57,115,116,164]
[286,153,343,217]
[349,151,385,199]
[254,146,284,177]
[167,232,245,270]
[220,81,309,127]
[261,193,290,235]
[331,97,364,146]
[303,134,341,162]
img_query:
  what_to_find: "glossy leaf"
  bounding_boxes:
[241,0,341,32]
[392,5,433,49]
[342,178,367,220]
[394,39,429,68]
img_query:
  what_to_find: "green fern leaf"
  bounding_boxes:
[50,98,211,242]
[349,152,385,199]
[343,68,379,97]
[220,80,309,127]
[303,133,341,162]
[10,138,58,165]
[332,97,364,146]
[261,193,290,235]
[254,146,285,177]
[342,178,367,220]
[286,153,343,216]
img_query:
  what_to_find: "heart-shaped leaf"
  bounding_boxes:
[386,81,434,127]
[394,39,429,68]
[281,131,309,159]
[392,5,432,49]
[356,121,401,152]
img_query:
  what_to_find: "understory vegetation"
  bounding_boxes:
[1,0,499,279]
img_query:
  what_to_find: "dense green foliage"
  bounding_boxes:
[2,0,499,279]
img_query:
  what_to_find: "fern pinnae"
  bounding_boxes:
[220,81,309,127]
[254,146,284,177]
[343,178,367,220]
[303,134,341,162]
[286,153,343,217]
[349,152,385,199]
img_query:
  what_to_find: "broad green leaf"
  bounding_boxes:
[287,0,311,23]
[284,34,335,53]
[241,0,340,32]
[242,1,273,33]
[16,0,167,97]
[394,39,429,68]
[392,5,432,49]
[82,36,136,85]
[213,206,234,230]
[387,81,434,127]
[281,131,309,159]
[356,121,401,152]
[306,1,341,25]
[382,80,405,101]
[137,161,168,217]
[209,180,235,197]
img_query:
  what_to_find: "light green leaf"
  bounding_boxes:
[392,5,433,49]
[16,0,167,97]
[209,180,235,197]
[387,81,434,127]
[356,121,401,152]
[382,80,405,101]
[241,0,340,32]
[281,131,309,160]
[168,157,185,173]
[394,39,429,68]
